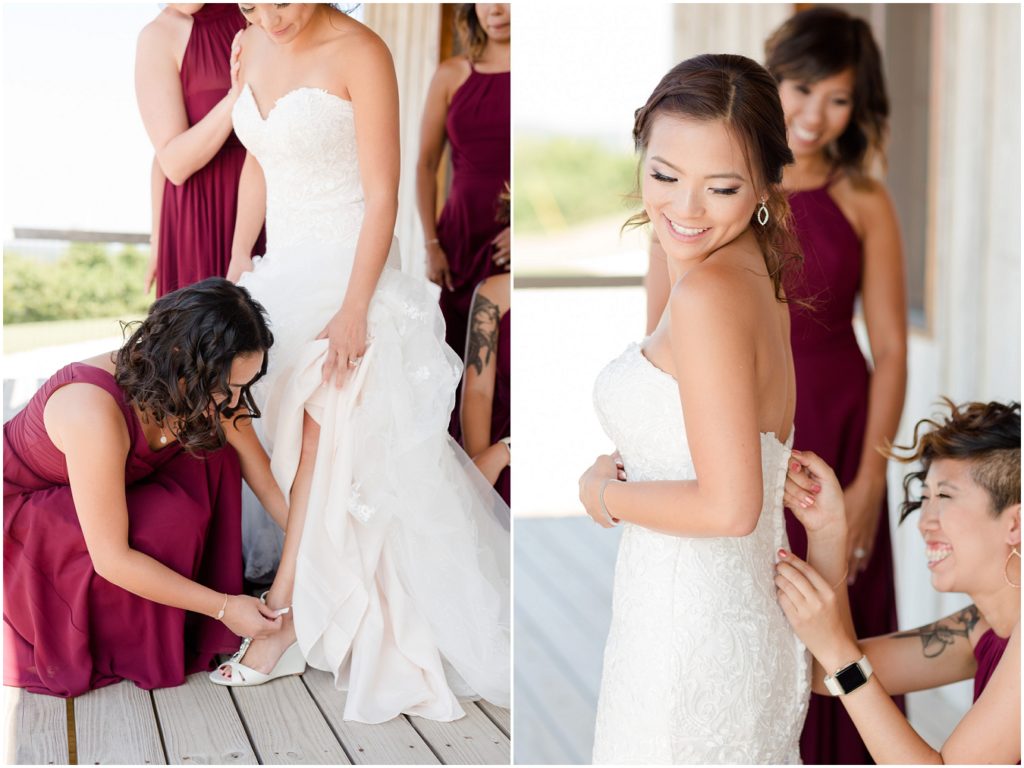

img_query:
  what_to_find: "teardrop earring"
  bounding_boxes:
[756,199,770,227]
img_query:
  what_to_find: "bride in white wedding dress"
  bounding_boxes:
[210,5,509,724]
[577,55,837,763]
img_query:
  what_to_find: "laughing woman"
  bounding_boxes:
[777,400,1020,764]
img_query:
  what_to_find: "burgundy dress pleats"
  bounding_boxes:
[156,4,264,296]
[436,64,510,438]
[785,183,903,764]
[3,363,243,697]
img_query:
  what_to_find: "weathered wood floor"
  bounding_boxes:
[5,670,509,765]
[513,516,621,765]
[4,375,509,766]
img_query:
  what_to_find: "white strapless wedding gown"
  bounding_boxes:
[590,343,809,764]
[231,84,510,723]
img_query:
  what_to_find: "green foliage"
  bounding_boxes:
[514,135,640,234]
[4,243,153,324]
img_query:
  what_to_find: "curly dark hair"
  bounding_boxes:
[626,53,802,303]
[765,7,889,184]
[115,278,274,454]
[455,4,489,62]
[885,399,1021,523]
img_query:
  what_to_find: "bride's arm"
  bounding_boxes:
[227,153,266,282]
[580,266,766,537]
[317,32,400,387]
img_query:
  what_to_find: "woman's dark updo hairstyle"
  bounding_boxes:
[115,278,274,454]
[765,7,889,183]
[456,4,489,62]
[627,53,801,302]
[886,400,1021,522]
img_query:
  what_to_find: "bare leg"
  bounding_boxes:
[219,411,320,677]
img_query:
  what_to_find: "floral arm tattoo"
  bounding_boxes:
[466,293,500,376]
[892,604,981,658]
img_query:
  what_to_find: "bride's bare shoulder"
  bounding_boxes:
[323,11,392,63]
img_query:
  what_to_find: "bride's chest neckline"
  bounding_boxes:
[237,83,353,124]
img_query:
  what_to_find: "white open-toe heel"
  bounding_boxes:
[209,593,303,687]
[210,638,305,687]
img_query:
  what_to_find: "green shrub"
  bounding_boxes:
[514,135,640,234]
[4,243,153,324]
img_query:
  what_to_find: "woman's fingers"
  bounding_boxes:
[779,550,833,593]
[784,477,816,509]
[787,458,821,496]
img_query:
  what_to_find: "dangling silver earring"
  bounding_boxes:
[756,199,769,226]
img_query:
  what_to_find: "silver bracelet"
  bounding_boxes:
[599,479,620,526]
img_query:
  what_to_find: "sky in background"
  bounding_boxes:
[1,2,672,237]
[513,2,672,145]
[3,3,158,237]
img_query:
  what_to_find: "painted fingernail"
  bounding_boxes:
[778,548,788,558]
[803,496,814,506]
[812,484,822,493]
[790,461,800,472]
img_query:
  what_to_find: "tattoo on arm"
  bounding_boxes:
[892,605,981,658]
[466,293,500,376]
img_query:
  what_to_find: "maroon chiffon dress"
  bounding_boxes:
[3,363,243,697]
[156,4,264,296]
[492,309,510,505]
[785,182,903,764]
[435,62,510,437]
[973,629,1019,763]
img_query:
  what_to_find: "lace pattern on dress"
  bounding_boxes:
[591,342,810,764]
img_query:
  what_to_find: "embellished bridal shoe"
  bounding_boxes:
[209,592,305,687]
[209,637,305,687]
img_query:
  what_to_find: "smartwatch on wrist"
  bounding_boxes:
[823,654,873,696]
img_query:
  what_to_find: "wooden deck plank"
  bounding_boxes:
[514,517,622,764]
[515,542,607,699]
[475,700,509,738]
[4,687,70,765]
[74,681,166,765]
[152,672,257,765]
[302,669,439,765]
[512,611,594,765]
[407,701,510,765]
[229,675,350,764]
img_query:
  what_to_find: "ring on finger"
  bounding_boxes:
[853,547,867,559]
[347,356,362,368]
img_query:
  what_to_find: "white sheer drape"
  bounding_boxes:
[364,4,442,278]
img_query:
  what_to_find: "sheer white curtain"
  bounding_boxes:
[364,4,441,278]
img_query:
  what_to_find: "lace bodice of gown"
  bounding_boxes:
[591,342,808,764]
[233,84,364,249]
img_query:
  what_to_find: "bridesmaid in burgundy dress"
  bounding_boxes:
[776,400,1020,764]
[3,280,285,697]
[765,9,908,762]
[417,4,510,437]
[136,4,264,296]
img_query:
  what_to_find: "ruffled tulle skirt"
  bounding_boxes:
[237,238,510,723]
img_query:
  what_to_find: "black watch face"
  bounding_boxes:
[835,662,867,692]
